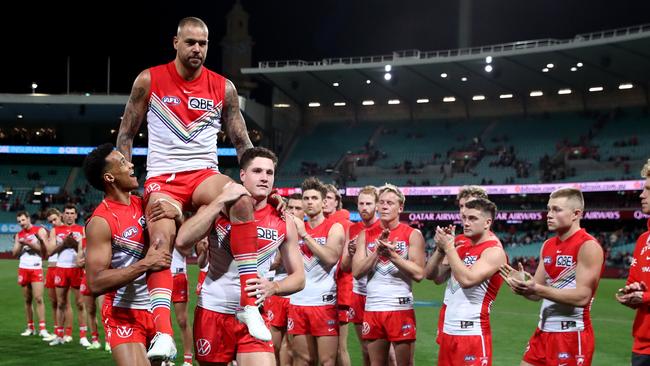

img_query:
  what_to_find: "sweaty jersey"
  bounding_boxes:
[350,220,381,296]
[538,228,602,332]
[290,217,339,306]
[171,248,187,275]
[17,226,43,269]
[442,238,504,336]
[364,223,416,311]
[146,62,226,179]
[200,204,286,314]
[90,196,149,310]
[55,224,84,268]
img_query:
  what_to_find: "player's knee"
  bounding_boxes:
[294,350,313,365]
[176,315,187,329]
[228,195,255,223]
[320,355,337,366]
[76,301,84,311]
[34,296,44,305]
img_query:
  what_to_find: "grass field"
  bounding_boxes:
[0,259,635,365]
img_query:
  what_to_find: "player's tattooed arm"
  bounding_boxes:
[223,79,253,162]
[116,69,150,161]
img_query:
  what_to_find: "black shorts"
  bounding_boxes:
[632,353,650,366]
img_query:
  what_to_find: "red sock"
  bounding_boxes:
[79,325,87,338]
[65,326,72,337]
[38,321,46,331]
[184,353,193,364]
[147,268,174,335]
[230,221,258,308]
[27,322,34,331]
[91,332,99,342]
[56,326,64,338]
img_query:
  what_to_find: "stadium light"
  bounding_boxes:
[558,89,572,95]
[334,102,346,107]
[31,82,38,93]
[443,96,456,102]
[362,100,375,106]
[546,63,554,68]
[530,91,543,97]
[384,65,392,72]
[472,95,485,101]
[577,62,584,67]
[485,56,493,64]
[388,99,400,105]
[499,94,513,99]
[588,86,604,92]
[366,79,371,84]
[484,65,493,73]
[332,82,340,87]
[416,98,430,104]
[308,102,321,107]
[570,67,577,72]
[384,73,392,81]
[619,83,633,90]
[273,103,290,108]
[542,68,549,72]
[461,77,468,82]
[17,114,23,119]
[440,73,448,78]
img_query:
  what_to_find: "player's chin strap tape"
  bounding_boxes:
[155,198,183,219]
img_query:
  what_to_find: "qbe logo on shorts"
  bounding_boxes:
[196,338,211,356]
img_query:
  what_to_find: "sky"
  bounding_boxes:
[2,0,650,96]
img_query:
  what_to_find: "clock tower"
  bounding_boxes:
[221,0,256,97]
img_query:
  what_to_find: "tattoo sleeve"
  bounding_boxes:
[116,71,149,161]
[223,80,253,162]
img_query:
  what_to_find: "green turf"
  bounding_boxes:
[0,259,635,365]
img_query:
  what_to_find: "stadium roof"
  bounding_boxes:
[242,24,650,107]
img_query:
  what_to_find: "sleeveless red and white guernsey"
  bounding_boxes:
[55,224,84,269]
[364,223,415,311]
[200,204,287,314]
[441,238,504,336]
[89,196,149,310]
[291,217,338,306]
[538,228,601,332]
[17,226,44,269]
[146,62,226,179]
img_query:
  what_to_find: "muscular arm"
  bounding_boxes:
[532,241,604,307]
[352,231,379,279]
[222,79,253,162]
[274,220,305,296]
[445,246,506,288]
[23,228,47,256]
[116,70,150,161]
[176,199,227,255]
[389,229,426,282]
[85,217,155,296]
[425,249,451,284]
[303,222,344,267]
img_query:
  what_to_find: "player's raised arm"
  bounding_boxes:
[116,70,151,161]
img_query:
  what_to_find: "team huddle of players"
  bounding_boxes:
[13,15,650,366]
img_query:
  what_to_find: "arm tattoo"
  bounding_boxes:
[116,85,147,161]
[223,81,253,162]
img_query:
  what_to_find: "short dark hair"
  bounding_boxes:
[16,210,29,218]
[177,17,208,35]
[240,147,278,170]
[83,143,114,192]
[288,193,302,201]
[63,203,78,213]
[464,198,497,220]
[301,177,327,199]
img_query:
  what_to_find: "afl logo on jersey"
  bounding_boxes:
[162,96,181,106]
[188,97,214,111]
[122,226,139,239]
